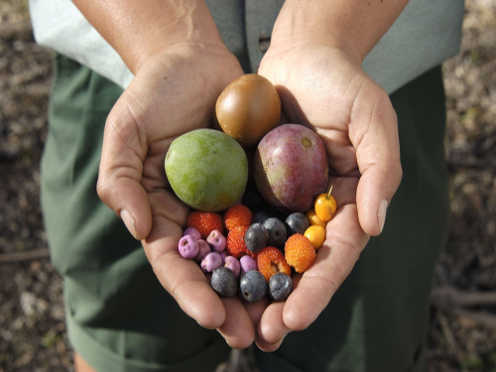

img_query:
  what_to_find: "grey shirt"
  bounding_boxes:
[29,0,464,94]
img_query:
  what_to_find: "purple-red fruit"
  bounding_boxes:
[254,124,328,212]
[224,256,241,278]
[240,255,257,273]
[207,229,226,252]
[177,235,199,259]
[195,239,211,262]
[201,252,223,272]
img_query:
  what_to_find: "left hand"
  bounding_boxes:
[254,43,403,350]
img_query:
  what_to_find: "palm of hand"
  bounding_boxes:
[253,45,402,349]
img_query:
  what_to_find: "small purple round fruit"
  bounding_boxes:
[207,229,226,252]
[211,267,238,297]
[240,255,257,273]
[263,217,287,248]
[183,226,201,241]
[201,252,223,272]
[285,212,310,235]
[269,272,293,301]
[224,256,241,278]
[244,223,268,254]
[195,239,211,262]
[240,270,267,302]
[177,235,199,259]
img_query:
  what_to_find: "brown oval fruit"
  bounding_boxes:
[215,74,281,147]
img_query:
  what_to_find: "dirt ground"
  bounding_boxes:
[1,1,495,371]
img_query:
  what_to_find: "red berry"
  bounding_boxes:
[224,204,252,231]
[226,226,249,258]
[257,246,291,281]
[187,211,223,239]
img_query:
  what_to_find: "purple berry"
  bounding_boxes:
[177,235,199,259]
[285,212,310,235]
[224,256,241,278]
[201,252,223,272]
[240,255,257,274]
[195,239,211,262]
[183,227,201,241]
[211,267,238,297]
[269,272,293,301]
[206,229,226,252]
[263,217,287,248]
[244,223,268,254]
[252,210,270,224]
[240,270,267,302]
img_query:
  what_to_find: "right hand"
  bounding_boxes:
[96,42,262,348]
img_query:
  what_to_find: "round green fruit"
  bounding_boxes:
[164,128,248,212]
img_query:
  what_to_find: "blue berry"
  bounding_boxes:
[244,223,268,254]
[285,212,309,235]
[240,270,267,302]
[269,273,293,301]
[252,210,270,224]
[263,217,287,248]
[211,267,238,297]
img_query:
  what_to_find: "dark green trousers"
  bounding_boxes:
[41,54,449,372]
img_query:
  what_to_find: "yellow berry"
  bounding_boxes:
[306,210,325,227]
[314,193,337,222]
[304,225,326,249]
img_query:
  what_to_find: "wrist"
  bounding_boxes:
[269,0,408,64]
[74,0,225,74]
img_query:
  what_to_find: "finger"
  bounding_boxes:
[283,204,369,331]
[348,79,402,236]
[245,298,268,326]
[142,214,226,329]
[217,298,255,349]
[97,92,152,240]
[255,302,289,352]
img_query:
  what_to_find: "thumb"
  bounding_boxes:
[349,78,402,236]
[97,91,152,240]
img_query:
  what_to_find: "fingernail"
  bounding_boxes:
[121,209,137,238]
[378,200,388,233]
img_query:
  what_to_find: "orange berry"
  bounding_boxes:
[226,226,249,258]
[314,193,337,222]
[224,204,252,230]
[187,211,223,238]
[306,210,325,227]
[285,234,316,273]
[257,246,291,281]
[304,225,326,249]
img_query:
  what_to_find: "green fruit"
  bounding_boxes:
[165,128,248,212]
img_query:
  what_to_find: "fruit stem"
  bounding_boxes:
[327,184,334,199]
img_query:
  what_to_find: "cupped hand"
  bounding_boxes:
[255,44,403,350]
[95,43,258,348]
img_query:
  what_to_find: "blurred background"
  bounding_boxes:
[1,1,495,371]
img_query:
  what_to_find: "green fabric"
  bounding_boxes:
[41,55,448,372]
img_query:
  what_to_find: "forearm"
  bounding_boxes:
[270,0,409,63]
[73,0,223,73]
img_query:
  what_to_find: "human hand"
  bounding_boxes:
[254,43,402,350]
[95,43,262,348]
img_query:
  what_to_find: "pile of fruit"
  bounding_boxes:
[164,74,337,303]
